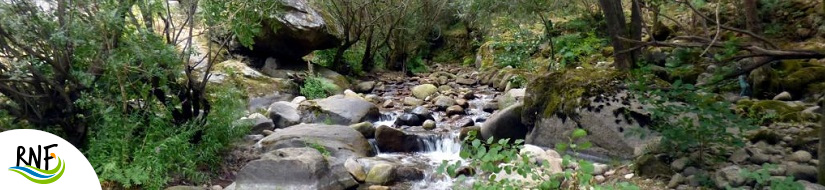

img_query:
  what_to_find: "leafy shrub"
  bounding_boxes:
[488,29,542,69]
[86,85,250,189]
[554,32,606,68]
[300,76,340,99]
[740,164,803,189]
[630,69,756,163]
[406,55,429,74]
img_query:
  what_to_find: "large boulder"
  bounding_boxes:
[522,69,657,159]
[234,147,357,190]
[257,124,374,164]
[249,0,339,60]
[480,103,529,142]
[411,84,438,99]
[299,95,380,125]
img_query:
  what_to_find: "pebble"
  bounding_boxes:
[789,150,813,163]
[624,173,634,179]
[595,175,606,183]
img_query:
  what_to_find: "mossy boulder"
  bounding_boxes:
[634,154,674,179]
[782,66,825,98]
[523,69,658,159]
[736,99,819,123]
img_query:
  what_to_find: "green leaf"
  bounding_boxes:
[578,141,592,150]
[572,129,587,139]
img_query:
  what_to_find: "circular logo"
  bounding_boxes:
[0,129,101,189]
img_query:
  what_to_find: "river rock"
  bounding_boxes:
[367,185,390,190]
[519,145,563,174]
[411,84,438,99]
[350,122,375,138]
[456,99,469,108]
[482,102,498,112]
[799,180,825,190]
[403,97,424,106]
[714,166,745,188]
[345,158,367,182]
[246,113,275,134]
[773,91,793,101]
[446,105,465,116]
[366,163,395,185]
[395,113,423,126]
[394,166,425,182]
[463,92,476,100]
[411,106,434,121]
[456,78,477,85]
[788,163,818,182]
[234,147,357,190]
[267,101,301,129]
[299,95,380,125]
[422,120,436,130]
[790,150,813,163]
[481,103,528,142]
[246,0,338,60]
[375,125,419,152]
[382,100,394,108]
[356,81,376,93]
[456,117,475,128]
[670,157,690,171]
[460,126,481,140]
[257,124,374,165]
[729,149,749,163]
[434,95,456,110]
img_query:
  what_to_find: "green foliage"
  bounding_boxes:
[406,55,429,74]
[300,76,339,99]
[306,142,331,157]
[488,28,542,69]
[631,68,756,163]
[201,0,283,48]
[86,85,250,189]
[554,32,606,68]
[738,164,803,189]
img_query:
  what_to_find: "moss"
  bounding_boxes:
[633,154,675,178]
[523,69,625,126]
[782,66,825,96]
[737,100,808,123]
[749,67,783,99]
[668,65,704,84]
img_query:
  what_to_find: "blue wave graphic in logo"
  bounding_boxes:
[8,166,56,178]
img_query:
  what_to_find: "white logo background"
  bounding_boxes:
[0,129,101,189]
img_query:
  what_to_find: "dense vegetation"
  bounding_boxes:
[1,0,824,189]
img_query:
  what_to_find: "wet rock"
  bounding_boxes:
[411,84,438,99]
[446,105,465,116]
[455,166,476,177]
[455,99,469,109]
[422,120,436,130]
[773,91,793,101]
[434,95,456,110]
[366,163,395,185]
[350,122,375,139]
[714,166,745,188]
[456,117,475,128]
[403,97,424,106]
[411,106,434,121]
[394,166,424,182]
[292,96,307,104]
[671,157,690,171]
[375,125,419,152]
[394,113,423,126]
[382,100,394,108]
[267,101,301,129]
[258,124,374,165]
[463,92,476,100]
[481,103,528,142]
[364,94,382,104]
[790,150,813,163]
[299,95,380,125]
[799,180,825,190]
[482,102,498,113]
[262,130,274,136]
[356,81,376,93]
[234,147,357,190]
[788,163,818,182]
[345,158,367,182]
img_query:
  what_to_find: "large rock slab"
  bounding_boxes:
[480,103,529,142]
[257,124,374,164]
[299,95,380,125]
[234,147,357,190]
[522,69,657,159]
[249,0,339,60]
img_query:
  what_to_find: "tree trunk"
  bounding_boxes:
[361,27,375,73]
[333,42,354,75]
[630,0,644,65]
[598,0,631,70]
[743,0,762,34]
